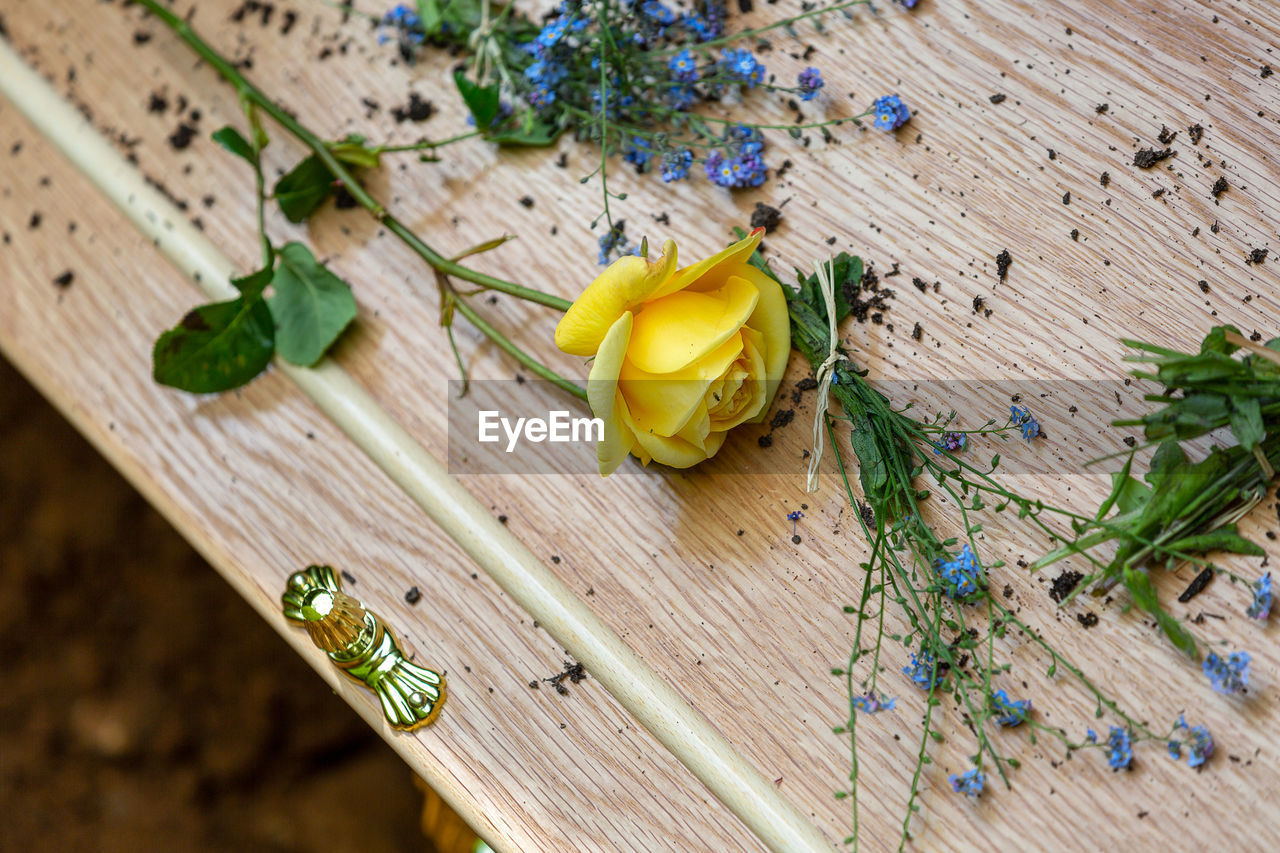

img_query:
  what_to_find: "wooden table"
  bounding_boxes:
[2,1,1277,849]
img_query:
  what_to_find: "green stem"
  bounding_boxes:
[136,0,571,313]
[452,298,588,401]
[248,106,271,268]
[375,129,485,153]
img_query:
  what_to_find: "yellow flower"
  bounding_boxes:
[555,228,789,475]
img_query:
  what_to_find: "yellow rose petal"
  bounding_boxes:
[675,402,712,448]
[555,240,678,357]
[622,403,726,468]
[647,228,763,300]
[619,332,743,437]
[598,395,637,476]
[710,326,768,431]
[586,312,637,476]
[733,263,791,417]
[627,275,759,374]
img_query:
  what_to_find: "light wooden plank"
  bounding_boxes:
[0,49,771,853]
[3,0,1279,849]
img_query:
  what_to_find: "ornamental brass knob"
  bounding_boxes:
[283,565,445,731]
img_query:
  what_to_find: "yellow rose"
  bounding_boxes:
[555,228,790,475]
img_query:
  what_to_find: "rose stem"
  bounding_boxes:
[134,0,572,317]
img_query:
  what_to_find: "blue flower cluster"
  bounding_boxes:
[623,137,653,169]
[377,5,424,46]
[641,0,678,26]
[597,221,634,265]
[903,649,940,689]
[668,49,699,83]
[1167,715,1213,768]
[871,94,911,131]
[1247,572,1272,621]
[934,431,966,454]
[852,692,897,714]
[1202,650,1250,694]
[704,126,767,189]
[896,0,920,8]
[990,689,1031,726]
[1107,726,1133,770]
[720,49,766,88]
[681,0,727,43]
[1010,405,1040,441]
[660,149,693,182]
[797,67,824,101]
[937,544,982,598]
[949,767,984,797]
[520,7,590,109]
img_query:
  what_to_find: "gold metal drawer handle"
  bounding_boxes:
[283,565,446,731]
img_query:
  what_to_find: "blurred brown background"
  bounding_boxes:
[0,356,430,851]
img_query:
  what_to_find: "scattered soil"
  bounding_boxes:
[1133,147,1174,169]
[391,92,434,123]
[167,122,198,151]
[842,263,895,324]
[541,661,588,695]
[995,249,1012,282]
[1049,570,1084,603]
[750,202,782,233]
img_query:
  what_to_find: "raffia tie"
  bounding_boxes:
[806,257,841,492]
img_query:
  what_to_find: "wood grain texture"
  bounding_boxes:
[3,0,1279,850]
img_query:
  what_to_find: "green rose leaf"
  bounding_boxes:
[211,126,255,163]
[152,268,275,393]
[274,137,379,222]
[454,71,501,130]
[268,242,358,366]
[274,155,333,223]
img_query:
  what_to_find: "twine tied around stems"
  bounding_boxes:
[806,258,843,492]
